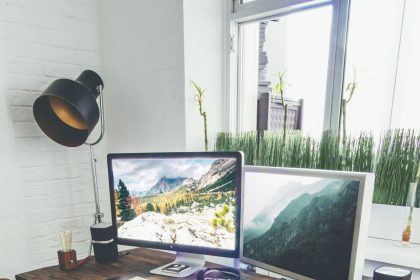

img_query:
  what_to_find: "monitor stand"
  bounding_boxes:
[150,251,205,278]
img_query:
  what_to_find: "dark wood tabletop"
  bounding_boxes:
[15,248,274,280]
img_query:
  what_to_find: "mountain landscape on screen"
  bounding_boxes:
[243,179,359,280]
[112,158,237,249]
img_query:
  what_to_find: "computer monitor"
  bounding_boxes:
[240,166,374,280]
[107,152,243,277]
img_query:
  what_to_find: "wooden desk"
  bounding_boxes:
[16,248,273,280]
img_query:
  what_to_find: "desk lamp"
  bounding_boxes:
[33,70,117,263]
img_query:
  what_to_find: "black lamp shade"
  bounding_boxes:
[33,70,104,147]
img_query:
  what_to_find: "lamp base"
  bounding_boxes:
[90,222,118,263]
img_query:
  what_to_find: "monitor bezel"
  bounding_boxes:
[107,151,243,258]
[240,166,374,280]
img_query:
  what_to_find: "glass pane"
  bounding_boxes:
[343,0,405,134]
[237,5,333,137]
[390,0,420,129]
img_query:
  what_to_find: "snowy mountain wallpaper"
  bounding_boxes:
[112,158,237,250]
[243,173,360,280]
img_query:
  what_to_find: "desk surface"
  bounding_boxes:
[16,248,273,280]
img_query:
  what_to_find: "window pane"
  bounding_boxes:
[237,5,333,137]
[343,0,405,134]
[390,0,420,129]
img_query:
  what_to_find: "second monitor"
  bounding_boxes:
[107,152,243,277]
[241,166,374,280]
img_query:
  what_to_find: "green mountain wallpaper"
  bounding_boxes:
[243,179,360,280]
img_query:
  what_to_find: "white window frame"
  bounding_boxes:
[223,0,351,133]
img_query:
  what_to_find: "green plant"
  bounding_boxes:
[215,131,257,165]
[273,71,289,145]
[256,131,319,169]
[211,204,234,233]
[215,130,374,172]
[341,67,358,146]
[318,131,342,170]
[286,132,319,169]
[413,157,420,207]
[319,131,375,172]
[215,132,234,152]
[402,182,418,242]
[373,130,419,206]
[146,202,155,212]
[192,81,208,151]
[117,179,136,221]
[257,131,283,167]
[350,132,375,172]
[214,129,420,207]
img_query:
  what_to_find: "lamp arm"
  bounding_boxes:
[84,85,105,225]
[85,85,105,146]
[89,144,103,224]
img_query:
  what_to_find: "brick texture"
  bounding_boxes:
[0,0,110,270]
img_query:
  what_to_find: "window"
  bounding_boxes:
[228,0,350,136]
[343,0,420,134]
[228,0,420,137]
[237,6,333,136]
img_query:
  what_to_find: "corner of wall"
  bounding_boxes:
[183,0,224,152]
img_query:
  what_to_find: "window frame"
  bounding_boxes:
[224,0,351,133]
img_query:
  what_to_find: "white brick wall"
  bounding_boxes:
[0,0,110,276]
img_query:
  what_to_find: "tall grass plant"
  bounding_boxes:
[215,129,418,207]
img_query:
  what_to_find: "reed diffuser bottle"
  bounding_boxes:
[401,164,419,244]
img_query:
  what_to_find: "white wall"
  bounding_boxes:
[99,0,187,153]
[183,2,232,266]
[0,0,225,277]
[183,0,224,151]
[99,0,224,152]
[0,0,108,277]
[0,31,31,278]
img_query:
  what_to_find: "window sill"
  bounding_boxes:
[366,237,420,270]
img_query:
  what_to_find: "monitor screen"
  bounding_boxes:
[240,167,373,280]
[108,152,242,257]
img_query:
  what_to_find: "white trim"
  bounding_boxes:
[236,27,245,132]
[233,0,331,22]
[323,0,351,131]
[222,0,234,132]
[225,0,351,134]
[229,27,239,133]
[236,23,260,132]
[388,0,407,129]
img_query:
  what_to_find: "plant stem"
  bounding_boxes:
[342,100,347,147]
[198,96,208,152]
[283,104,288,146]
[279,85,287,146]
[203,111,208,151]
[192,81,208,151]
